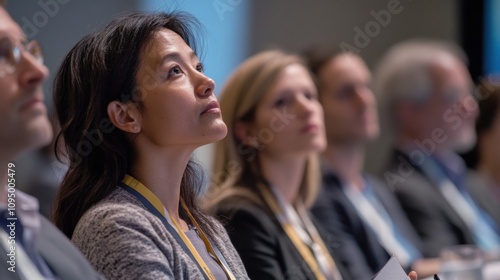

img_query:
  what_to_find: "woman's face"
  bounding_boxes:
[134,29,227,149]
[250,63,326,159]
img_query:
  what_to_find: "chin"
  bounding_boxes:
[28,122,53,150]
[200,122,228,144]
[309,137,327,153]
[450,131,476,153]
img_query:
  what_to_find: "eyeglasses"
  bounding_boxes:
[0,38,43,77]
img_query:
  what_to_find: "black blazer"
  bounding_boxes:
[0,214,103,280]
[216,195,347,280]
[380,150,500,257]
[311,172,422,280]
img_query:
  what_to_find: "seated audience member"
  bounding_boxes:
[0,2,102,279]
[303,47,439,279]
[19,113,67,218]
[375,40,500,258]
[463,82,500,205]
[52,12,248,279]
[207,50,418,280]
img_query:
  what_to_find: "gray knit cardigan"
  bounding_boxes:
[71,187,249,280]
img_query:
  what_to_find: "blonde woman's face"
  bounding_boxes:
[249,64,326,159]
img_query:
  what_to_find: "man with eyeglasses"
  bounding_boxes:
[376,40,500,258]
[0,2,102,279]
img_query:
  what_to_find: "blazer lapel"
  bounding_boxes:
[393,150,475,243]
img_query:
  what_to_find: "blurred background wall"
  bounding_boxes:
[5,0,495,193]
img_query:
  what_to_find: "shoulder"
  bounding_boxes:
[74,187,158,234]
[72,187,172,260]
[71,188,195,279]
[216,196,275,229]
[379,153,431,193]
[35,216,103,279]
[214,196,281,244]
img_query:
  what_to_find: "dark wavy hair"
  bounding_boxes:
[52,12,214,239]
[462,83,500,168]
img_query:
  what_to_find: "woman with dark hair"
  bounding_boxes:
[52,12,248,280]
[464,83,500,204]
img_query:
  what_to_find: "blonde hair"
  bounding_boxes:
[206,50,321,211]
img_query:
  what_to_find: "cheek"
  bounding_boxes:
[253,109,276,132]
[491,127,500,144]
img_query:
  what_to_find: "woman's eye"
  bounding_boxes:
[274,98,286,107]
[305,92,317,100]
[168,66,182,76]
[337,86,354,99]
[196,63,204,73]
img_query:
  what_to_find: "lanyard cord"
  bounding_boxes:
[121,174,235,280]
[257,182,341,280]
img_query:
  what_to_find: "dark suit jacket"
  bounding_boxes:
[0,214,102,280]
[380,150,500,257]
[311,171,421,280]
[216,195,347,280]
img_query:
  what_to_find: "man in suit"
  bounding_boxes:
[375,40,500,258]
[0,2,102,278]
[303,47,439,279]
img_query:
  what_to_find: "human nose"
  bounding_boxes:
[355,86,376,110]
[18,49,49,89]
[195,72,215,98]
[296,95,316,118]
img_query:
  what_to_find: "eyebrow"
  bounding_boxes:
[160,50,198,65]
[0,25,26,41]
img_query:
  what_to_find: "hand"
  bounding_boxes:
[411,258,440,277]
[408,271,418,280]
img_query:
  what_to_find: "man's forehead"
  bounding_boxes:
[0,7,25,41]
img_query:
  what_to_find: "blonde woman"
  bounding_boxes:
[206,50,343,279]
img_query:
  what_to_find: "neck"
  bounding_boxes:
[322,142,365,190]
[259,154,307,204]
[130,145,194,230]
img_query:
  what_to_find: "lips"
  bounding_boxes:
[201,100,221,115]
[301,123,319,134]
[19,97,46,112]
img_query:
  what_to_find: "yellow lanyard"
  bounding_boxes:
[295,200,343,280]
[257,182,339,280]
[122,175,235,280]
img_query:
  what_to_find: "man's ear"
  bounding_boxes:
[234,121,258,148]
[107,101,141,133]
